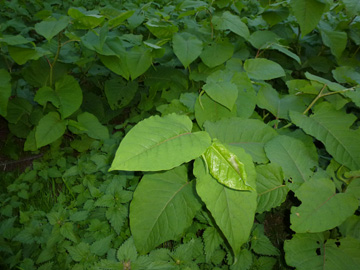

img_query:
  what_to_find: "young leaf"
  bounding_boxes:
[264,135,317,190]
[60,222,77,243]
[35,112,67,149]
[290,0,326,36]
[203,140,254,191]
[244,58,285,80]
[256,163,289,213]
[172,32,203,68]
[0,69,12,117]
[130,166,201,254]
[109,114,211,171]
[194,157,257,258]
[290,102,360,171]
[290,178,358,233]
[204,118,277,164]
[284,234,360,270]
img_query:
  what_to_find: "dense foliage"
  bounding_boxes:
[0,0,360,269]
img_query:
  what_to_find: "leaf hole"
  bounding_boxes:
[316,248,321,256]
[335,240,341,247]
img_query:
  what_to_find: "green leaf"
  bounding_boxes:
[60,222,77,242]
[104,78,137,110]
[106,205,127,235]
[290,0,326,36]
[320,28,347,59]
[343,0,360,17]
[333,66,360,85]
[126,46,152,80]
[117,237,138,262]
[108,10,135,28]
[194,157,257,258]
[99,55,129,80]
[264,135,317,190]
[77,112,109,140]
[290,178,358,233]
[66,242,90,262]
[34,16,69,41]
[90,234,113,256]
[251,225,280,256]
[204,118,277,164]
[244,58,285,80]
[172,32,203,68]
[195,93,237,128]
[257,83,306,120]
[256,163,289,213]
[34,86,60,107]
[109,114,211,171]
[0,69,12,117]
[68,7,105,29]
[262,7,290,26]
[145,19,178,39]
[305,72,343,91]
[130,166,201,254]
[284,234,360,270]
[212,11,250,39]
[290,103,360,171]
[55,75,83,119]
[203,140,254,191]
[339,215,360,240]
[200,39,234,68]
[35,112,67,149]
[203,227,223,263]
[8,46,50,65]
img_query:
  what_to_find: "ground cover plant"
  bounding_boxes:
[0,0,360,269]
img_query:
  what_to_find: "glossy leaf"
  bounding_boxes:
[203,140,253,191]
[285,233,360,270]
[204,118,277,164]
[109,114,211,171]
[265,135,317,190]
[0,69,12,117]
[172,32,203,68]
[290,0,326,36]
[35,112,67,148]
[244,58,285,80]
[290,103,360,171]
[34,16,69,41]
[256,163,289,213]
[291,178,358,233]
[130,166,201,254]
[194,156,257,258]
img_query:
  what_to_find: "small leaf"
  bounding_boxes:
[117,237,138,262]
[60,222,77,242]
[172,32,203,68]
[90,234,113,256]
[203,140,253,191]
[244,58,285,80]
[77,112,109,140]
[66,242,90,262]
[35,112,67,148]
[291,178,358,233]
[203,227,223,263]
[110,114,211,171]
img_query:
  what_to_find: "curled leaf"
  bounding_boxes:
[203,140,253,191]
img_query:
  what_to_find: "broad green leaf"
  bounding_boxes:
[126,46,152,80]
[320,28,347,59]
[204,118,277,164]
[256,83,306,120]
[8,46,50,65]
[0,35,30,45]
[108,10,135,28]
[290,0,326,36]
[332,66,360,85]
[291,178,358,233]
[145,19,178,39]
[285,234,360,270]
[264,135,317,190]
[256,163,289,213]
[54,75,83,119]
[262,7,290,26]
[212,11,250,39]
[34,86,60,108]
[343,0,360,17]
[290,103,360,171]
[68,8,105,29]
[0,69,12,117]
[200,39,234,68]
[34,17,69,41]
[105,78,137,110]
[90,235,113,256]
[60,222,77,242]
[339,215,360,240]
[270,43,301,64]
[203,70,238,110]
[130,166,201,254]
[99,55,129,80]
[77,112,109,140]
[203,140,253,191]
[194,156,257,258]
[305,72,344,91]
[203,227,223,263]
[35,112,67,149]
[110,114,211,171]
[172,32,203,68]
[248,30,279,49]
[244,58,285,80]
[195,93,237,128]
